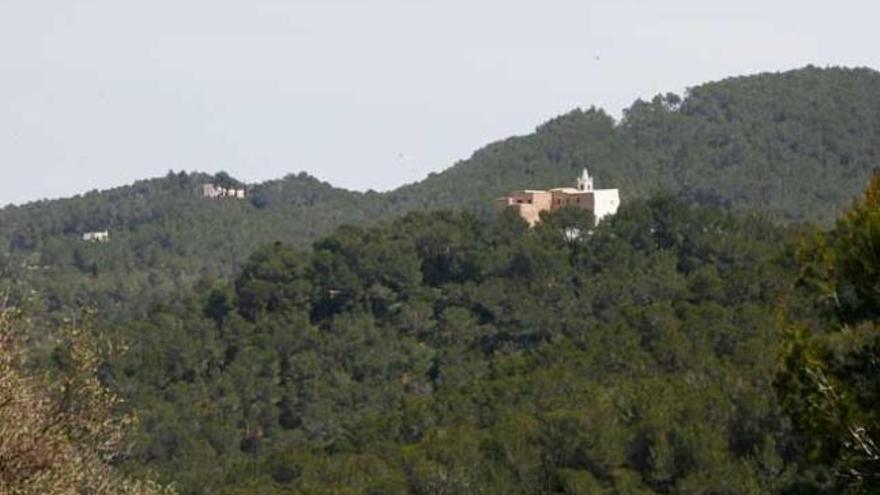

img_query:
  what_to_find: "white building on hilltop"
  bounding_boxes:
[494,169,620,226]
[82,231,109,242]
[201,183,246,199]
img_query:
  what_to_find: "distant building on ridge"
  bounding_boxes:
[201,183,246,199]
[82,231,109,242]
[494,169,620,226]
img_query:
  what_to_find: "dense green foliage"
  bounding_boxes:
[393,65,880,223]
[102,199,814,493]
[0,308,174,494]
[4,66,880,493]
[777,173,880,493]
[0,171,365,321]
[3,66,880,323]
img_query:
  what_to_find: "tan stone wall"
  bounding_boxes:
[533,191,552,210]
[498,188,606,227]
[495,191,552,226]
[550,191,594,211]
[505,190,552,209]
[517,205,543,226]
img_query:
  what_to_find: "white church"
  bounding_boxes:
[494,169,620,226]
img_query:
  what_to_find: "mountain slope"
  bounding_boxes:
[107,198,807,494]
[2,66,880,319]
[390,65,880,223]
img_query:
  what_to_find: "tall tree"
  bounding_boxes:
[0,306,173,495]
[778,172,880,492]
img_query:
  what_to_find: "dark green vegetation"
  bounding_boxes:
[777,173,880,493]
[3,66,880,493]
[109,199,808,493]
[3,66,880,321]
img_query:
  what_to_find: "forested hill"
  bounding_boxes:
[3,66,880,318]
[107,199,807,493]
[391,65,880,221]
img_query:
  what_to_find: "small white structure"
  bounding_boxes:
[576,168,594,192]
[82,231,109,242]
[590,188,621,223]
[201,183,246,199]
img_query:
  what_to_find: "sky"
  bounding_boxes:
[0,0,877,206]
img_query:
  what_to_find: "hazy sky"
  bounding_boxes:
[1,1,877,205]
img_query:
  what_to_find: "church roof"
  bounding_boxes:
[550,187,587,194]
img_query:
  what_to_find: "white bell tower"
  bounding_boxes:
[576,168,593,192]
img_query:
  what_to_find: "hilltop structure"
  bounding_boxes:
[82,231,109,242]
[494,169,619,226]
[201,183,246,199]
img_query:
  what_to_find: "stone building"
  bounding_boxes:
[82,231,109,242]
[201,183,246,199]
[494,169,620,226]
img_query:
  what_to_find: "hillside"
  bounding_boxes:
[11,180,880,493]
[0,172,370,319]
[391,65,880,222]
[3,66,880,320]
[106,199,807,493]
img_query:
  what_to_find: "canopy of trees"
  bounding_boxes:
[2,66,880,493]
[0,307,172,494]
[777,172,880,493]
[96,199,817,494]
[3,66,880,324]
